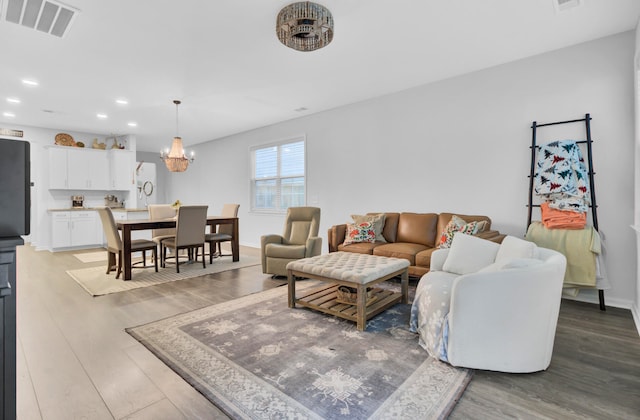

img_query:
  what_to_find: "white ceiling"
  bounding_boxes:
[1,0,639,152]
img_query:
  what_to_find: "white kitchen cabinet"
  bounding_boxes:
[67,149,109,190]
[51,212,72,249]
[71,211,101,245]
[48,146,113,191]
[109,150,135,190]
[50,211,102,249]
[48,148,69,189]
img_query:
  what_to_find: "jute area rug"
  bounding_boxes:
[73,251,109,263]
[127,284,472,419]
[67,255,260,296]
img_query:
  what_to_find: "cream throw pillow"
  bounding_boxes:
[495,235,538,264]
[442,233,500,275]
[478,257,543,273]
[500,258,543,269]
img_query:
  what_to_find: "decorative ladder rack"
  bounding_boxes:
[526,113,605,310]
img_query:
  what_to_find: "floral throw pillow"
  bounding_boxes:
[438,215,482,249]
[351,213,387,243]
[343,222,376,245]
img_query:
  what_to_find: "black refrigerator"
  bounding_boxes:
[0,138,30,420]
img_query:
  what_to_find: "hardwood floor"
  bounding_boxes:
[15,244,640,419]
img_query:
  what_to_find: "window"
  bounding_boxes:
[251,137,305,213]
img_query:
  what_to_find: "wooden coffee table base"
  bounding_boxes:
[287,266,408,331]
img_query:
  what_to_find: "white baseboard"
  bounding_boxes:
[632,304,640,337]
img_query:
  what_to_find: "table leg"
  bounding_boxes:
[123,225,132,280]
[356,284,366,331]
[287,270,296,308]
[231,219,239,262]
[401,268,408,304]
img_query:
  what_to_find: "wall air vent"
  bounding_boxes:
[1,0,79,38]
[553,0,581,13]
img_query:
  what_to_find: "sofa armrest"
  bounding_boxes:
[429,248,450,271]
[328,224,347,252]
[447,258,565,372]
[475,230,506,244]
[306,237,322,258]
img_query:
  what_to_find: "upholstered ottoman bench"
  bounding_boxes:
[286,251,410,331]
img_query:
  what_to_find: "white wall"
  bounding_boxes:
[175,32,636,310]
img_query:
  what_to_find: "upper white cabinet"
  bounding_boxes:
[48,146,134,191]
[48,147,69,189]
[109,150,135,190]
[67,148,109,190]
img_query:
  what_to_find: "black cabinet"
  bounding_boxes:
[0,237,22,420]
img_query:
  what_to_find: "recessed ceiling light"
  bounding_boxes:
[116,98,129,105]
[294,107,308,112]
[7,97,21,104]
[127,122,137,127]
[96,113,108,119]
[3,112,16,118]
[21,79,39,87]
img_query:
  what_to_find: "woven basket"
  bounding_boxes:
[336,286,374,305]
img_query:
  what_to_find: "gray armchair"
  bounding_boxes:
[261,207,322,277]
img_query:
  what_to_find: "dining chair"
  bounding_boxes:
[97,207,158,279]
[148,204,177,250]
[161,205,208,273]
[205,203,239,263]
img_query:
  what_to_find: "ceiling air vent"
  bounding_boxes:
[1,0,79,37]
[553,0,582,13]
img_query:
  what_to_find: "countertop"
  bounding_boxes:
[48,208,149,212]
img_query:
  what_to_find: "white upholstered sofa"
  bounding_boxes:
[410,234,567,373]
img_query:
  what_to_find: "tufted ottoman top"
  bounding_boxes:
[286,251,409,285]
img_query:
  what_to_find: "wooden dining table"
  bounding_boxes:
[116,216,239,280]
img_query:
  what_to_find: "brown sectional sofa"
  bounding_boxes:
[328,212,505,278]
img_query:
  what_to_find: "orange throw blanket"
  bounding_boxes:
[540,202,586,229]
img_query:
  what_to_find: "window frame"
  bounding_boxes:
[250,135,306,214]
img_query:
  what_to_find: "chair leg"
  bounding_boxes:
[176,247,180,273]
[107,251,116,274]
[142,250,147,267]
[151,244,159,263]
[116,251,122,279]
[153,248,158,272]
[201,245,206,268]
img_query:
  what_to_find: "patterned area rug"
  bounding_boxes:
[67,255,260,296]
[127,284,472,419]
